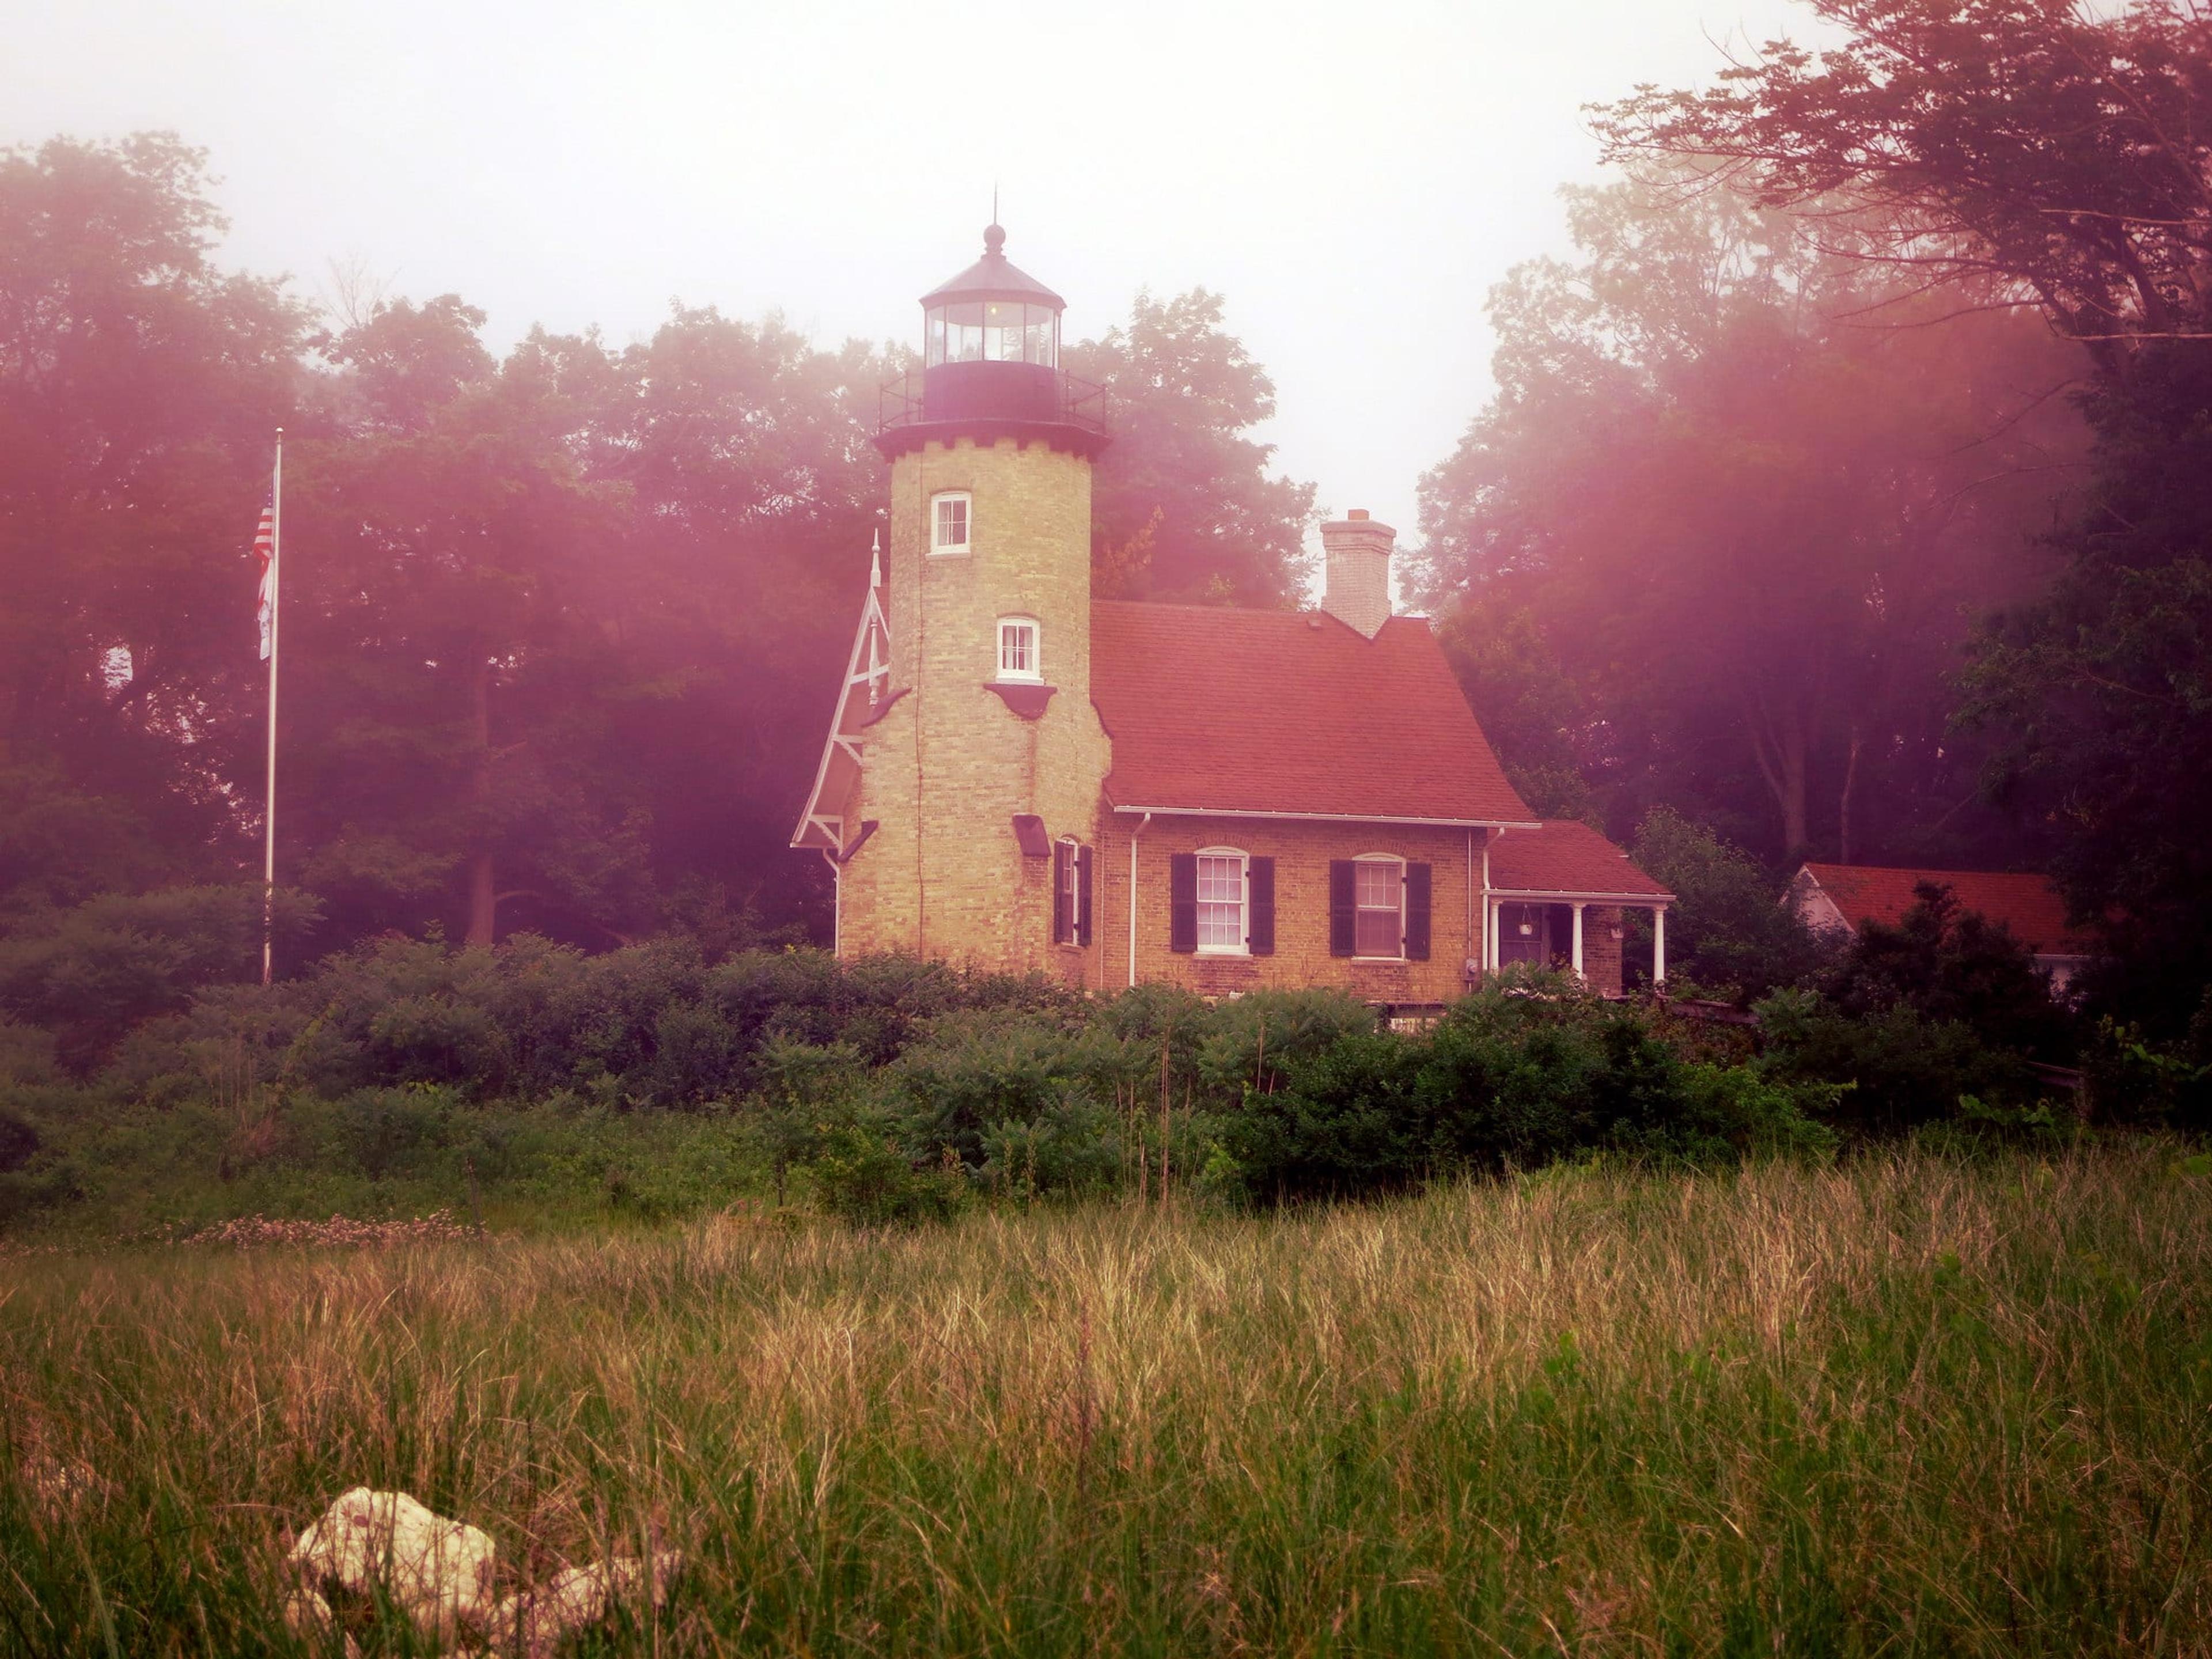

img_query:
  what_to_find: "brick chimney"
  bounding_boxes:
[1320,509,1395,638]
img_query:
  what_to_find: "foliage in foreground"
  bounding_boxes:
[4,1147,2209,1654]
[2,889,2155,1236]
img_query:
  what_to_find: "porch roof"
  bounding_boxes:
[1487,820,1674,904]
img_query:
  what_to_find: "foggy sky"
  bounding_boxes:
[6,0,1827,568]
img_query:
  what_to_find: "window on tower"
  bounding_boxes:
[997,616,1041,681]
[931,491,971,555]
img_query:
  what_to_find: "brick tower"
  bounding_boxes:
[794,225,1112,978]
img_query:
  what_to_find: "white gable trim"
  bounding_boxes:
[791,534,893,855]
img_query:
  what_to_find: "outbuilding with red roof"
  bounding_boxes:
[1787,863,2094,991]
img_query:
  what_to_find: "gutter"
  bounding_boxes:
[1110,804,1540,831]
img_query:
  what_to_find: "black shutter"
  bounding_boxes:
[1051,842,1071,944]
[1076,845,1094,948]
[1169,853,1198,954]
[1328,860,1357,957]
[1248,856,1275,955]
[1404,862,1432,960]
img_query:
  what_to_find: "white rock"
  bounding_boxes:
[21,1453,99,1518]
[281,1583,360,1658]
[288,1487,497,1645]
[484,1551,684,1658]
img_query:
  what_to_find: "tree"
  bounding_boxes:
[0,134,310,915]
[1416,179,2081,861]
[1432,594,1597,820]
[1823,879,2071,1058]
[1594,0,2212,1028]
[1066,290,1316,607]
[284,298,648,949]
[1961,349,2212,1033]
[1593,0,2212,376]
[1631,807,1832,997]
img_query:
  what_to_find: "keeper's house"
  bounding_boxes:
[794,225,1673,1009]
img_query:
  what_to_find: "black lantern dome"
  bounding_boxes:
[876,224,1107,459]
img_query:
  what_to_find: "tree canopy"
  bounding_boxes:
[1418,177,2084,863]
[1592,0,2212,1031]
[1066,289,1316,607]
[0,134,1316,967]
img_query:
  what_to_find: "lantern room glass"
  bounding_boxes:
[925,301,1058,368]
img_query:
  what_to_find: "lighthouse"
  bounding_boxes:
[793,224,1113,978]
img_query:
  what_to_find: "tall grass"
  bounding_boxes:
[4,1145,2209,1654]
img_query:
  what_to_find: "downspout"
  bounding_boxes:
[1128,812,1152,988]
[1464,830,1474,989]
[1481,832,1494,973]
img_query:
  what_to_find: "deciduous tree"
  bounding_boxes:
[1067,290,1315,607]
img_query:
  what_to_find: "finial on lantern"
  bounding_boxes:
[869,527,882,589]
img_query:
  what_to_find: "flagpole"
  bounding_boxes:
[262,429,283,986]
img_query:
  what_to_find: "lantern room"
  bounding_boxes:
[922,224,1062,367]
[876,222,1107,458]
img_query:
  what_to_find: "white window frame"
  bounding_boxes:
[931,490,972,556]
[1353,853,1406,960]
[996,615,1041,682]
[1195,846,1249,957]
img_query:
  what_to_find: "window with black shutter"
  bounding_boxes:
[1328,860,1357,956]
[1169,853,1198,953]
[1051,840,1073,944]
[1247,856,1275,955]
[1405,862,1432,960]
[1076,845,1094,947]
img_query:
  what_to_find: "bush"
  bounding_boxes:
[810,1118,967,1226]
[1824,882,2074,1060]
[1756,987,2041,1137]
[1631,809,1832,998]
[889,1007,1090,1172]
[332,1085,459,1180]
[1224,977,1835,1202]
[0,885,323,1074]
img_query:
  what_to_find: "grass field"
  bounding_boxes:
[4,1145,2209,1656]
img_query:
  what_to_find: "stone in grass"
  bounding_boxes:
[288,1487,498,1647]
[474,1551,685,1659]
[281,1583,361,1658]
[20,1453,101,1518]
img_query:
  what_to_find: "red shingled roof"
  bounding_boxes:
[1488,820,1675,900]
[1796,864,2092,956]
[1090,601,1536,824]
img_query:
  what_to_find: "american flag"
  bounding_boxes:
[252,498,275,660]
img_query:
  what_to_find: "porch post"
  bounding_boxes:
[1653,905,1666,987]
[1570,902,1585,981]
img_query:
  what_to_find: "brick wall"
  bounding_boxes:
[1582,906,1624,997]
[1087,813,1492,1004]
[836,434,1112,980]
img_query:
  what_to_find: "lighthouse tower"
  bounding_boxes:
[793,224,1112,978]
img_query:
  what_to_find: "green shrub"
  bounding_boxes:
[1225,1030,1427,1200]
[1630,809,1831,998]
[889,1007,1090,1171]
[332,1085,459,1180]
[1756,987,2041,1136]
[810,1118,967,1226]
[1824,882,2073,1060]
[1224,979,1836,1203]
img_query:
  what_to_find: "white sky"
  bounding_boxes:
[6,0,1830,558]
